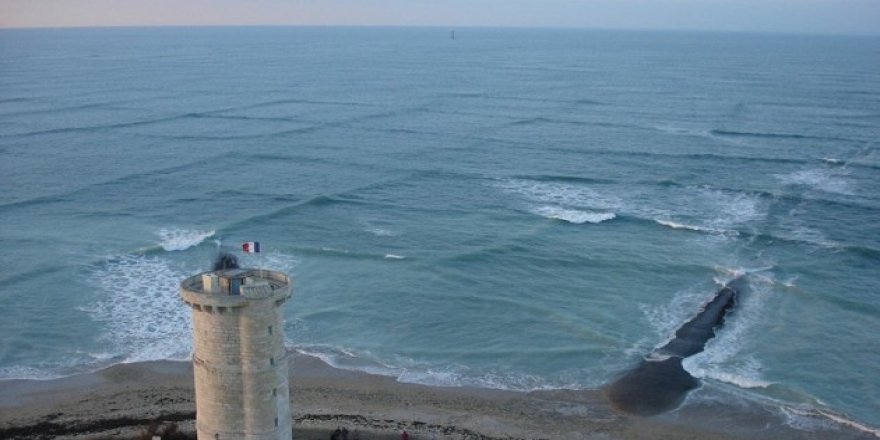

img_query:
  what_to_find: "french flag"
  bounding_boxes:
[242,241,261,253]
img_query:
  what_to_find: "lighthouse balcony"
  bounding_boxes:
[181,269,291,308]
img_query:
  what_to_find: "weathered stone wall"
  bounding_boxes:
[183,270,292,440]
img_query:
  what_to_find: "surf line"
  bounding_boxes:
[604,278,744,416]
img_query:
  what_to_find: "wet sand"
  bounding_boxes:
[0,352,872,439]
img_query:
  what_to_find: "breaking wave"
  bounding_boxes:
[156,228,216,251]
[534,206,616,224]
[295,345,582,392]
[655,219,737,235]
[499,178,766,233]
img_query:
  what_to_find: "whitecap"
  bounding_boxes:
[655,219,737,235]
[384,254,406,260]
[156,228,215,251]
[534,206,616,224]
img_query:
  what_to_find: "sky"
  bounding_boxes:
[0,0,878,35]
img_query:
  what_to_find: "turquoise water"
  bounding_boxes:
[1,27,878,434]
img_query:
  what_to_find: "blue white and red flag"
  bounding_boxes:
[242,241,261,253]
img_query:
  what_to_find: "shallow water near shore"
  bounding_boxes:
[1,27,879,436]
[0,354,873,440]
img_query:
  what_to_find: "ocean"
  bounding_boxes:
[1,26,878,435]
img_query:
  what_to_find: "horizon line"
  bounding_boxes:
[0,23,878,38]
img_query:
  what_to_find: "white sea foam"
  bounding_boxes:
[297,345,581,392]
[396,363,582,392]
[156,228,215,251]
[534,206,616,224]
[641,284,709,349]
[366,227,397,237]
[87,255,193,363]
[397,368,464,387]
[779,405,880,437]
[701,364,774,389]
[683,276,774,394]
[777,206,840,249]
[238,250,300,274]
[639,187,765,236]
[813,409,880,438]
[780,406,837,431]
[711,265,774,283]
[780,276,798,288]
[821,157,845,165]
[776,168,854,195]
[623,338,654,359]
[384,254,406,260]
[656,219,706,231]
[698,188,766,230]
[655,219,737,235]
[295,345,403,378]
[499,179,622,211]
[499,178,765,234]
[0,365,67,380]
[645,353,673,362]
[787,224,839,249]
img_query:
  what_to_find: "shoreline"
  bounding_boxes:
[1,352,874,439]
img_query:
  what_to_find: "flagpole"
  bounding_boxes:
[242,241,266,279]
[260,244,265,279]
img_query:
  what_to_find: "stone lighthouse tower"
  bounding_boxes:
[180,266,292,440]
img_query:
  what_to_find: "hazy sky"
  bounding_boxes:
[1,0,878,35]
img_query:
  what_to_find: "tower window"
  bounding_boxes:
[270,357,275,366]
[275,417,279,427]
[268,325,273,335]
[273,388,277,397]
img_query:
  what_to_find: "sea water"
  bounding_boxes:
[1,27,878,434]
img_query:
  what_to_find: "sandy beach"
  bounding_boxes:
[0,351,872,440]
